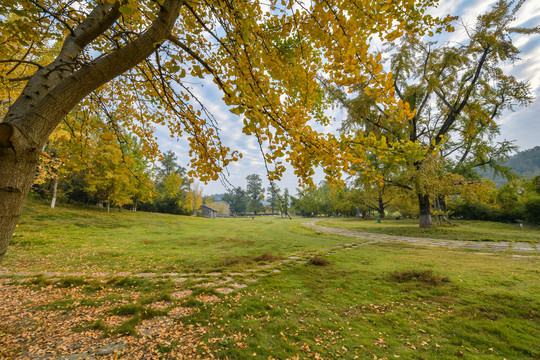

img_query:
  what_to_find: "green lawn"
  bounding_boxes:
[4,200,341,273]
[195,245,539,359]
[319,217,540,243]
[1,200,538,359]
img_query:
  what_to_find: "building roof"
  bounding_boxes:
[200,204,217,212]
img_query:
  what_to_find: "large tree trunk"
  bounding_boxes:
[378,194,385,219]
[0,124,40,263]
[418,193,432,228]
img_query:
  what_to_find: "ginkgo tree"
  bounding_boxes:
[0,0,452,262]
[339,0,536,227]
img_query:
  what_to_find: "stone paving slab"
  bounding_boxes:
[512,242,535,251]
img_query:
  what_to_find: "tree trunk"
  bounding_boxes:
[0,125,40,263]
[106,200,110,214]
[418,193,432,228]
[51,176,58,209]
[438,195,447,214]
[132,201,137,213]
[434,196,442,225]
[378,194,385,219]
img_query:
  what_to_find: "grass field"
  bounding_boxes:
[321,217,540,243]
[4,201,337,273]
[1,200,539,359]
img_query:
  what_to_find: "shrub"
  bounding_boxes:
[389,270,449,286]
[449,200,525,223]
[524,199,540,224]
[309,256,330,266]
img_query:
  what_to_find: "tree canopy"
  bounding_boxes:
[336,0,537,227]
[0,0,454,261]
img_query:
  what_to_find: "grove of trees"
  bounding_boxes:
[33,115,206,216]
[223,174,288,216]
[291,176,540,225]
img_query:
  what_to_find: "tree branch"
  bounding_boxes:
[167,35,227,92]
[432,45,492,148]
[0,59,43,69]
[6,0,184,147]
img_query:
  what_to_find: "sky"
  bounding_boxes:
[158,0,540,196]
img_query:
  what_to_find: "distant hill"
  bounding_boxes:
[207,193,226,201]
[481,146,540,185]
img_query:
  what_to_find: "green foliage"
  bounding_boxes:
[524,199,540,224]
[266,184,281,214]
[223,187,248,215]
[292,183,359,217]
[448,176,540,225]
[246,174,265,214]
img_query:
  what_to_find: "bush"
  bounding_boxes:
[524,199,540,224]
[309,256,330,266]
[449,200,525,223]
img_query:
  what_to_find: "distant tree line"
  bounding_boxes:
[290,176,540,225]
[223,174,290,216]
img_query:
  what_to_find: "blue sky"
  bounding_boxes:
[158,0,540,196]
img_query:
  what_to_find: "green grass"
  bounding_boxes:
[319,217,540,243]
[190,245,539,359]
[1,200,539,359]
[4,199,342,273]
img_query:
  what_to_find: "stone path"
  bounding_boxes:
[304,220,540,253]
[0,253,316,293]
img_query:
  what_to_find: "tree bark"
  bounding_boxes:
[418,193,432,228]
[438,195,447,214]
[378,193,385,219]
[0,124,40,262]
[0,0,183,263]
[51,176,58,209]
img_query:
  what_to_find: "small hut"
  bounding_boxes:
[199,204,218,219]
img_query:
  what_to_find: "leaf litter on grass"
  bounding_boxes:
[0,283,215,359]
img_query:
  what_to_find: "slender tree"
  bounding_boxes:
[266,184,281,214]
[246,174,265,215]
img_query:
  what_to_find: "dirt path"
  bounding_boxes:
[303,220,540,253]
